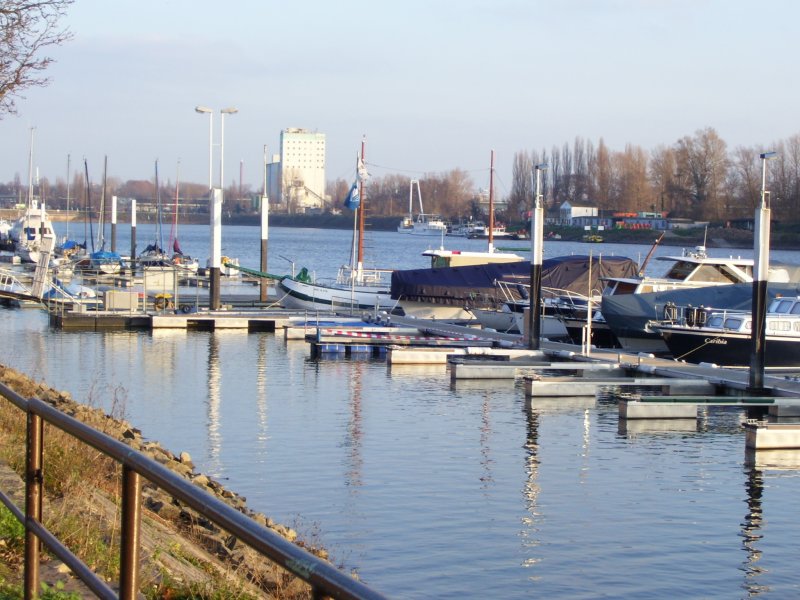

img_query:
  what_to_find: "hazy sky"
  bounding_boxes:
[1,0,797,196]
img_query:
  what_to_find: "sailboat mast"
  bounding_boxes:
[98,155,107,250]
[488,149,495,253]
[27,127,35,209]
[356,137,366,273]
[170,160,180,252]
[155,160,163,252]
[65,154,71,239]
[85,160,95,253]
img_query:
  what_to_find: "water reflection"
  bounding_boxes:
[741,466,768,596]
[479,392,493,489]
[521,403,542,575]
[207,333,222,474]
[345,360,364,491]
[618,419,698,438]
[255,334,269,450]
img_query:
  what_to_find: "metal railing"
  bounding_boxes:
[0,381,387,600]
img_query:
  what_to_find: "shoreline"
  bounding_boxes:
[3,208,797,251]
[0,364,329,596]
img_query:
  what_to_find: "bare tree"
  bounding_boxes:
[0,0,73,116]
[674,128,729,219]
[507,150,533,220]
[593,138,613,211]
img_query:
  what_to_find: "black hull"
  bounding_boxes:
[562,318,620,348]
[601,282,800,354]
[658,328,800,367]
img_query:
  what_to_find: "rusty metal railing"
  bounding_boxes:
[0,381,388,600]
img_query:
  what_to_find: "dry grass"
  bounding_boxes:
[0,367,318,599]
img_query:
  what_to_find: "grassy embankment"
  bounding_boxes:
[0,366,330,599]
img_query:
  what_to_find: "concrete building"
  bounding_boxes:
[276,128,327,213]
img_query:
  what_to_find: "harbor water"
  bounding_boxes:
[3,224,800,598]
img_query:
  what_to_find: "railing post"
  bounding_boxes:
[24,411,43,600]
[119,466,142,600]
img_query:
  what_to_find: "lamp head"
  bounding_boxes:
[220,107,239,115]
[535,163,549,171]
[195,106,212,114]
[760,151,777,160]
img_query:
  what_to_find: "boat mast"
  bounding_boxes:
[488,149,495,253]
[155,160,163,252]
[170,160,180,252]
[85,160,95,253]
[98,155,108,250]
[26,127,35,210]
[356,136,366,277]
[65,155,71,240]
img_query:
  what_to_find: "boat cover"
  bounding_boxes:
[390,255,638,309]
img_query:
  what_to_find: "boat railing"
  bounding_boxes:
[655,302,750,329]
[335,266,392,287]
[0,381,387,600]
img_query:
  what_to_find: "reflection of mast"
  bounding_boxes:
[206,334,222,473]
[255,335,269,449]
[479,393,493,489]
[741,466,766,595]
[345,362,364,490]
[521,403,542,569]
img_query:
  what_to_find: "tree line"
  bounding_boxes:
[4,128,799,226]
[334,127,800,224]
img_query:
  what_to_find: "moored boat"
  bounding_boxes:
[278,138,394,313]
[601,245,800,353]
[650,296,800,367]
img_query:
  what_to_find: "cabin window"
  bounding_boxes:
[707,315,724,328]
[768,320,791,332]
[606,281,638,295]
[724,317,744,330]
[791,303,800,315]
[794,322,800,332]
[773,299,795,313]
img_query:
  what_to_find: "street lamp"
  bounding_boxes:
[194,106,213,189]
[219,107,238,191]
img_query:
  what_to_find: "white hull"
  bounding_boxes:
[278,277,395,312]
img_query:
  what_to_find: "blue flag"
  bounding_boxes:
[344,181,360,210]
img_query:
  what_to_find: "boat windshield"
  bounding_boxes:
[770,298,800,314]
[684,263,742,284]
[723,317,746,330]
[663,261,696,280]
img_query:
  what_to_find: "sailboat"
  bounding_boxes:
[138,160,172,268]
[396,179,418,233]
[168,163,199,273]
[278,139,396,312]
[10,128,56,264]
[84,158,124,275]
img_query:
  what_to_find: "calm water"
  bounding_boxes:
[4,224,800,598]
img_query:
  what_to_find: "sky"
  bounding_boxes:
[1,0,798,197]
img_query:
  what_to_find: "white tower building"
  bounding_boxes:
[279,128,327,212]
